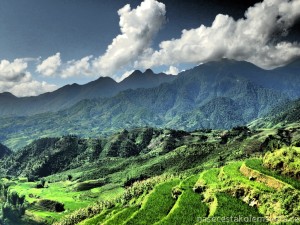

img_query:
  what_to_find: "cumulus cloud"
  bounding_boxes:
[0,58,57,97]
[164,66,180,75]
[137,0,300,69]
[61,56,93,78]
[8,80,57,97]
[35,54,95,79]
[0,75,57,97]
[36,52,61,76]
[92,0,166,77]
[0,59,28,82]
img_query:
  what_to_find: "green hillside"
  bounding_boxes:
[0,124,299,225]
[250,99,300,129]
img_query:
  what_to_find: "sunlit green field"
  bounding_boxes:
[125,179,180,225]
[3,179,124,223]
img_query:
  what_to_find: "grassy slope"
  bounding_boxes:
[125,179,180,225]
[102,206,139,225]
[245,158,300,190]
[82,161,272,225]
[194,162,270,224]
[3,152,300,225]
[210,193,266,225]
[221,162,273,192]
[198,154,300,225]
[78,208,115,225]
[157,175,208,225]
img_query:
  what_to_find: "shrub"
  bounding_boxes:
[72,178,107,191]
[37,199,65,212]
[123,174,149,187]
[67,175,73,181]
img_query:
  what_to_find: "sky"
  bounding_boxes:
[0,0,300,96]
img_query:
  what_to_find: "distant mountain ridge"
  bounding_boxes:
[1,58,300,118]
[0,59,293,149]
[0,69,176,116]
[191,58,300,98]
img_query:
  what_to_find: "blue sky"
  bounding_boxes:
[0,0,299,96]
[0,0,254,60]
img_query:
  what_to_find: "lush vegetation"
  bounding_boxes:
[1,59,300,225]
[101,206,139,225]
[245,158,300,190]
[125,179,179,225]
[263,147,300,180]
[0,124,299,224]
[252,99,300,129]
[158,175,208,225]
[210,193,266,225]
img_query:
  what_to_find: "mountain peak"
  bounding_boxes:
[144,68,154,74]
[0,92,16,98]
[97,76,116,81]
[131,70,143,76]
[94,76,118,85]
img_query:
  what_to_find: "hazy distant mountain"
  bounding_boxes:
[0,70,175,116]
[206,58,300,98]
[0,59,290,149]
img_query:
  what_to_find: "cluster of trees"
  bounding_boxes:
[0,182,26,224]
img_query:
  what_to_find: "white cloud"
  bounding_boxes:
[92,0,166,77]
[0,73,57,97]
[8,80,57,97]
[117,70,135,82]
[35,54,94,79]
[0,58,28,82]
[36,52,61,76]
[137,0,300,70]
[164,66,179,75]
[0,58,57,97]
[61,55,93,78]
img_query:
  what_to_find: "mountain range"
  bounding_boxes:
[1,59,300,225]
[0,69,175,116]
[1,59,299,149]
[2,59,299,118]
